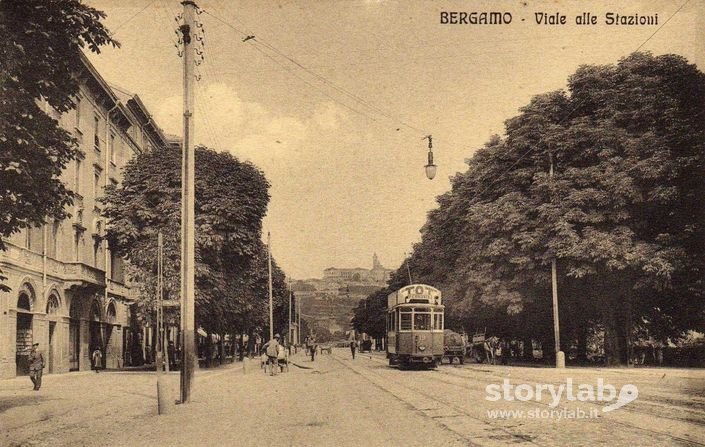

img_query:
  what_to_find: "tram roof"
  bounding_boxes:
[388,284,442,308]
[387,303,444,311]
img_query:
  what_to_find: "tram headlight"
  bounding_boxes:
[418,345,426,352]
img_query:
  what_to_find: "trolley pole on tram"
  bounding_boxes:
[180,0,198,403]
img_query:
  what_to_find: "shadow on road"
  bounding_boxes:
[0,395,47,414]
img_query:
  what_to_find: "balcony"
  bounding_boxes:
[1,242,137,297]
[63,262,105,289]
[107,279,130,298]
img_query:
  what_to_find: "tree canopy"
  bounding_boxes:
[369,52,705,365]
[103,144,289,336]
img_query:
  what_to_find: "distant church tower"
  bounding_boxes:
[372,253,382,270]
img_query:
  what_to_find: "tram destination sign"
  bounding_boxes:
[388,284,442,307]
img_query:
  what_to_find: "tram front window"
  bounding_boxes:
[413,313,431,330]
[400,312,412,330]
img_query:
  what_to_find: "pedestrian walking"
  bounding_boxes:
[262,334,281,376]
[92,347,103,373]
[350,339,357,359]
[309,336,317,362]
[28,343,44,391]
[167,341,176,370]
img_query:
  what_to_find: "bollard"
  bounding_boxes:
[242,356,250,374]
[556,351,566,369]
[157,374,173,414]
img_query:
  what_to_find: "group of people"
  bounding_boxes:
[25,343,104,391]
[261,334,289,375]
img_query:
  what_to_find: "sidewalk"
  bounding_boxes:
[1,350,467,447]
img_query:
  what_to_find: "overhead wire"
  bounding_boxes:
[110,0,158,36]
[155,0,224,151]
[200,8,427,135]
[199,8,382,123]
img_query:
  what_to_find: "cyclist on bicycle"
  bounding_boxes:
[263,334,281,375]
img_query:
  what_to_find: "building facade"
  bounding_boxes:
[323,253,392,285]
[0,54,169,379]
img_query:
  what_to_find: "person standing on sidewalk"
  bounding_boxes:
[28,343,44,391]
[92,347,103,373]
[350,339,357,360]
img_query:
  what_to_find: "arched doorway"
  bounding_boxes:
[89,300,104,368]
[16,289,34,376]
[69,300,81,371]
[46,294,60,373]
[104,301,117,369]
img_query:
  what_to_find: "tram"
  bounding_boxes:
[386,284,444,369]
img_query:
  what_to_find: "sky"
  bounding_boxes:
[84,0,704,279]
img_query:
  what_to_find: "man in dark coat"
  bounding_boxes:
[350,339,357,360]
[28,343,44,391]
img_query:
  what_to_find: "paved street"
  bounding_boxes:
[2,349,704,447]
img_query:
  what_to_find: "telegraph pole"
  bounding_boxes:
[180,0,197,403]
[156,231,171,414]
[268,232,274,340]
[288,277,292,346]
[549,152,565,369]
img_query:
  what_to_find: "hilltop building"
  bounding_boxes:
[295,254,394,335]
[323,253,392,285]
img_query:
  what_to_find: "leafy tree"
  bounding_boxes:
[352,289,387,341]
[102,145,275,338]
[0,0,118,289]
[402,53,705,365]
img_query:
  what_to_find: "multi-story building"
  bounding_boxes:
[296,254,395,335]
[322,253,392,285]
[0,54,169,379]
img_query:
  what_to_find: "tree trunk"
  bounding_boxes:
[219,335,225,365]
[602,306,627,366]
[523,338,534,361]
[205,334,213,368]
[576,326,588,364]
[239,332,245,361]
[246,328,255,357]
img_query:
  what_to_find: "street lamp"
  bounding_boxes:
[424,135,436,180]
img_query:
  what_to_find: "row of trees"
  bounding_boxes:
[354,53,705,365]
[103,145,293,351]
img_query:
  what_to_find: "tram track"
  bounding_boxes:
[361,353,705,446]
[434,366,705,447]
[332,353,545,447]
[435,364,705,435]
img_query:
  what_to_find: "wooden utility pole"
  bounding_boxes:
[288,277,292,346]
[268,232,274,340]
[296,296,300,345]
[549,152,565,368]
[180,0,197,403]
[156,231,171,413]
